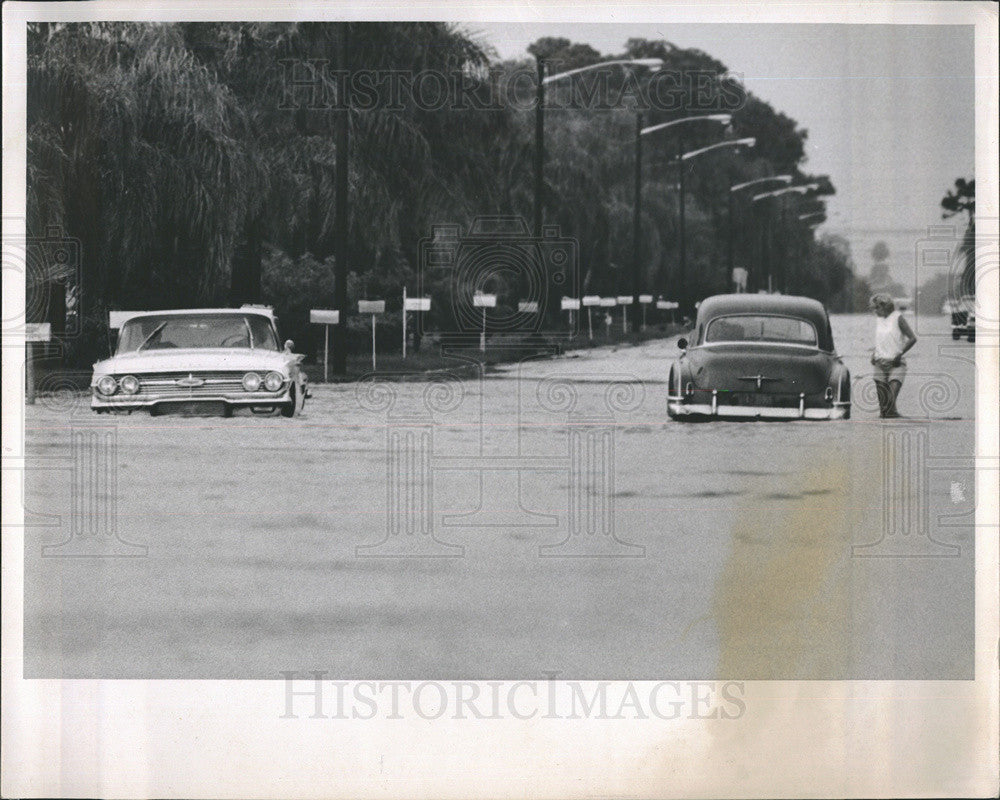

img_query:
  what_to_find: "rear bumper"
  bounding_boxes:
[668,392,850,420]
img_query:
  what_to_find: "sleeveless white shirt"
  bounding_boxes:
[874,310,906,359]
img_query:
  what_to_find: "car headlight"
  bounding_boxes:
[120,375,140,395]
[96,375,118,396]
[241,372,262,392]
[264,371,284,392]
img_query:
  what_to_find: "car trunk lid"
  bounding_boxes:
[691,344,831,394]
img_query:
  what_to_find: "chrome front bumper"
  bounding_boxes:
[91,388,292,410]
[668,390,850,420]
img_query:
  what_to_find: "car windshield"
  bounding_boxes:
[117,314,279,353]
[704,314,817,346]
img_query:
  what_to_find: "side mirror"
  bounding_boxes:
[677,337,688,350]
[284,339,294,353]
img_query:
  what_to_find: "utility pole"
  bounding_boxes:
[332,22,350,374]
[534,58,545,238]
[632,113,643,323]
[677,136,686,312]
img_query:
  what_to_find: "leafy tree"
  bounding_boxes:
[26,24,860,365]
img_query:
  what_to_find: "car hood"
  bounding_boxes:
[684,344,836,394]
[93,348,295,376]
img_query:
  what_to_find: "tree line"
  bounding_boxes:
[26,22,859,366]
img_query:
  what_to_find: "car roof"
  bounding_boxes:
[110,307,276,329]
[695,293,834,350]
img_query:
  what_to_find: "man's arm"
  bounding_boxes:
[894,315,918,364]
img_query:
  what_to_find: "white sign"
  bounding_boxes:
[473,293,497,308]
[358,300,385,314]
[657,300,679,310]
[616,295,634,305]
[638,294,654,304]
[561,297,581,311]
[310,309,340,325]
[109,311,142,329]
[25,322,51,342]
[518,301,539,313]
[404,297,431,312]
[581,295,601,307]
[599,297,617,308]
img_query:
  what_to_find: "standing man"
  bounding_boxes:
[869,293,918,418]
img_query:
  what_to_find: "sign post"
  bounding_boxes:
[357,300,385,371]
[473,292,497,352]
[561,297,580,332]
[656,299,679,324]
[616,296,634,334]
[24,322,51,405]
[732,266,748,293]
[582,296,600,340]
[310,309,340,382]
[600,297,616,337]
[639,294,653,331]
[401,289,431,359]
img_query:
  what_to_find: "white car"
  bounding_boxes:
[91,307,308,417]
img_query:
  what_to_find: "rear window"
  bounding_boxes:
[704,314,817,345]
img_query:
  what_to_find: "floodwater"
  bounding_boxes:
[21,313,975,678]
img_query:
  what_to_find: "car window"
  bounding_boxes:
[117,314,279,352]
[704,315,817,345]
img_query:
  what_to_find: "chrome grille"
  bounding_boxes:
[113,371,281,399]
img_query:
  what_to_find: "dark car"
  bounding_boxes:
[945,296,976,342]
[667,294,851,420]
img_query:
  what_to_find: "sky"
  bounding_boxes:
[471,22,976,284]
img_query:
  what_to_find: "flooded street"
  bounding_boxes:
[22,313,975,679]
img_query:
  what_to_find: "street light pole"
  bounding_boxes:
[534,57,545,237]
[727,175,735,277]
[632,113,643,317]
[332,21,350,374]
[677,137,686,311]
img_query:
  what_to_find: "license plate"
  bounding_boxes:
[729,392,782,407]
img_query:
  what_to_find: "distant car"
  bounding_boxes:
[667,294,850,420]
[91,307,307,417]
[946,295,976,342]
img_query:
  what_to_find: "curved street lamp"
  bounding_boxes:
[751,182,819,203]
[730,175,792,194]
[633,113,731,318]
[681,137,756,161]
[542,58,664,85]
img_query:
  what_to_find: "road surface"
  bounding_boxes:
[21,313,975,678]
